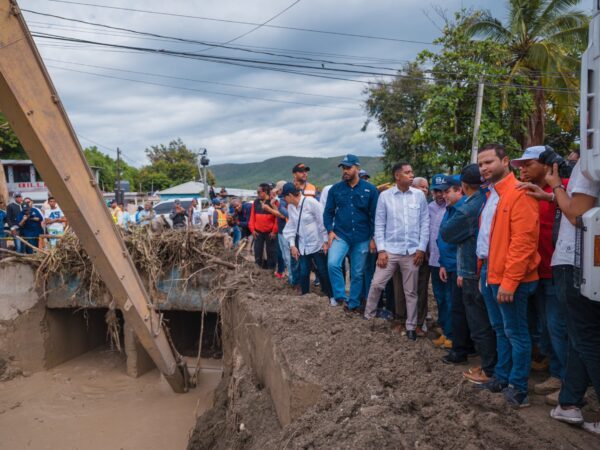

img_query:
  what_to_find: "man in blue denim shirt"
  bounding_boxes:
[440,164,497,383]
[437,175,472,363]
[324,154,378,311]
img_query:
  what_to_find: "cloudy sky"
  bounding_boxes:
[20,0,507,166]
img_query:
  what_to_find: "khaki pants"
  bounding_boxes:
[365,253,419,330]
[393,264,430,326]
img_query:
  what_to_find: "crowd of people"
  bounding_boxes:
[237,147,599,434]
[0,192,66,252]
[1,145,598,434]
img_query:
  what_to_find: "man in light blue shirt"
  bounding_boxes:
[364,162,429,341]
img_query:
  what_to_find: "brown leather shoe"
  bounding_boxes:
[392,323,406,335]
[531,357,549,372]
[463,367,490,384]
[415,326,426,338]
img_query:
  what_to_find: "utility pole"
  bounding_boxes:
[115,147,121,204]
[470,76,485,163]
[199,148,209,199]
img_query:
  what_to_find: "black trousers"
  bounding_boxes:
[254,231,276,269]
[449,271,473,357]
[462,277,497,376]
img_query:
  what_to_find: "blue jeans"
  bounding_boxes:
[362,251,377,300]
[12,233,23,253]
[278,234,293,282]
[482,263,537,393]
[327,238,369,309]
[431,266,453,338]
[554,265,600,408]
[537,278,568,380]
[276,233,285,274]
[232,226,241,245]
[299,251,332,297]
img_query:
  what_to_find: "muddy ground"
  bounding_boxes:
[188,267,599,450]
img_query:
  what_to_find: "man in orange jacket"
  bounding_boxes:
[474,143,540,409]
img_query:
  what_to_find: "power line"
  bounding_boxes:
[201,0,301,50]
[26,11,580,82]
[45,58,361,102]
[23,10,404,73]
[77,133,136,164]
[46,65,364,111]
[29,19,416,65]
[42,0,438,45]
[34,32,580,94]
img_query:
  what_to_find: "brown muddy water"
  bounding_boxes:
[0,348,221,450]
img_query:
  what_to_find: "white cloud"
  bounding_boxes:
[20,0,506,167]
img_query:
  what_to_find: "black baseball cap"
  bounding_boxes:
[292,163,310,173]
[460,164,484,185]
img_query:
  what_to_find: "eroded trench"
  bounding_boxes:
[0,261,224,450]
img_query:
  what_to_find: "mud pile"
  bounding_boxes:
[188,268,596,449]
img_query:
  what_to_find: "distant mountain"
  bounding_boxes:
[210,155,384,189]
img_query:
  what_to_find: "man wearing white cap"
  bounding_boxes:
[513,146,568,403]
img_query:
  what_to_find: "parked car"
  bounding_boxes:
[153,198,210,229]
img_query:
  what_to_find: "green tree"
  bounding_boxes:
[414,10,534,169]
[465,0,589,146]
[363,63,428,174]
[0,112,27,159]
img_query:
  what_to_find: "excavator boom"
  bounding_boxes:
[0,0,186,392]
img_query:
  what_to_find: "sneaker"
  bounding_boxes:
[329,297,339,307]
[474,378,508,393]
[534,377,562,395]
[583,422,600,434]
[275,272,284,279]
[545,389,560,406]
[376,309,394,321]
[463,367,491,385]
[415,326,426,338]
[502,385,530,409]
[441,351,468,365]
[432,334,446,348]
[550,405,584,425]
[443,338,453,349]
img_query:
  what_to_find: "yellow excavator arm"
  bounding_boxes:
[0,0,187,392]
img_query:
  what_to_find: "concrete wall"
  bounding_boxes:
[0,261,46,374]
[222,293,323,426]
[0,262,107,374]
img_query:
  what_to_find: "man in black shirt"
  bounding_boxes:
[7,192,24,253]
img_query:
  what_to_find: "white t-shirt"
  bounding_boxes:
[552,161,600,267]
[44,207,65,233]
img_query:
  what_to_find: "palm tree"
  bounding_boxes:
[466,0,589,147]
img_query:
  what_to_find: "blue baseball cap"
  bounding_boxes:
[338,154,360,168]
[431,173,447,190]
[437,175,461,190]
[510,145,546,168]
[211,198,221,205]
[281,182,299,197]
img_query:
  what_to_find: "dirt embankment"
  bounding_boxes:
[188,268,599,450]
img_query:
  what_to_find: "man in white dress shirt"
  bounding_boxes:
[363,162,429,341]
[282,182,333,301]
